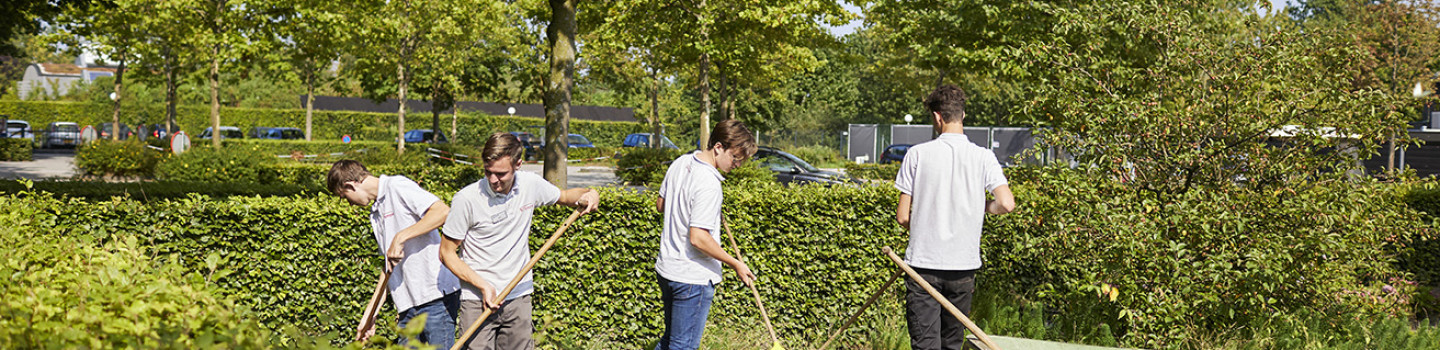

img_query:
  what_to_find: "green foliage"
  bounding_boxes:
[784,145,844,168]
[213,139,391,158]
[158,146,274,183]
[0,180,315,200]
[567,146,619,161]
[0,138,31,161]
[844,162,899,181]
[75,139,166,178]
[722,161,775,186]
[614,148,683,186]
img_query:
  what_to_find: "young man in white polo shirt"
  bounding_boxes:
[440,132,599,350]
[653,119,758,350]
[894,84,1017,350]
[328,160,462,348]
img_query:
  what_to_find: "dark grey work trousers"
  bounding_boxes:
[905,268,977,350]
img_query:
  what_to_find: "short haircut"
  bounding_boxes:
[326,160,371,195]
[483,132,523,164]
[925,84,968,124]
[708,119,757,157]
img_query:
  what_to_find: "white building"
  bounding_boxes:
[15,53,117,100]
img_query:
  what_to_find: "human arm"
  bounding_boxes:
[896,193,912,231]
[439,236,500,309]
[689,227,755,285]
[556,187,600,214]
[655,196,665,213]
[386,200,450,265]
[986,185,1016,215]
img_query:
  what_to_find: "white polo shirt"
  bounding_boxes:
[443,171,561,302]
[655,153,726,285]
[894,133,1009,271]
[370,175,461,313]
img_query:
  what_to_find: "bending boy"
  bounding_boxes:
[440,132,599,350]
[653,120,758,350]
[894,85,1017,350]
[329,160,462,348]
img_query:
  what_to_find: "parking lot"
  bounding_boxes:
[0,149,76,180]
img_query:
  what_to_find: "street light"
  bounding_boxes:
[904,114,913,124]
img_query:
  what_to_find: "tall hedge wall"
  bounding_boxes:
[3,168,1436,348]
[0,101,646,147]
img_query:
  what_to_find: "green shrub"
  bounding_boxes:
[844,162,900,181]
[615,148,683,186]
[568,146,619,161]
[0,138,31,161]
[785,145,845,168]
[723,160,776,186]
[158,146,274,183]
[215,139,391,158]
[0,180,316,200]
[75,139,166,178]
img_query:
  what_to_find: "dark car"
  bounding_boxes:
[42,122,80,148]
[141,124,169,141]
[250,127,304,140]
[753,146,860,186]
[98,123,135,140]
[567,133,595,148]
[879,144,912,164]
[404,129,449,143]
[622,133,678,149]
[199,126,243,140]
[509,131,542,160]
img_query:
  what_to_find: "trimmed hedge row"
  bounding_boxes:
[0,138,31,161]
[0,101,647,147]
[0,180,315,199]
[844,162,899,181]
[5,168,1436,348]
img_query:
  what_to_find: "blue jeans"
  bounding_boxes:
[398,291,461,349]
[655,275,716,350]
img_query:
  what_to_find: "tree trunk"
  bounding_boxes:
[165,53,177,135]
[697,0,711,150]
[397,61,408,153]
[543,0,577,187]
[209,46,221,148]
[717,71,728,122]
[110,49,126,141]
[305,66,315,141]
[451,103,459,144]
[431,96,441,143]
[649,69,661,149]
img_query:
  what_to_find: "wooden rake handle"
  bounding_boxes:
[882,246,1002,350]
[451,209,584,350]
[355,267,392,342]
[721,217,780,346]
[817,269,904,349]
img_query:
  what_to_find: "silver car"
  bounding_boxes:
[43,122,81,148]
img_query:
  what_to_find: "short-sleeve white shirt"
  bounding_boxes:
[443,171,562,302]
[894,133,1009,271]
[655,153,726,285]
[371,175,461,312]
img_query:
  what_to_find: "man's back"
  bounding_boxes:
[894,133,1009,270]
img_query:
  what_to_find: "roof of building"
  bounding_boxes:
[34,63,116,77]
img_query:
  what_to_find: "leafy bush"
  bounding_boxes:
[568,146,619,161]
[158,146,274,183]
[214,139,390,158]
[0,138,32,161]
[75,139,166,178]
[0,180,316,200]
[785,145,845,168]
[723,161,776,186]
[615,148,683,186]
[844,162,899,181]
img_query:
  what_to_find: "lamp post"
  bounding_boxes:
[904,114,913,125]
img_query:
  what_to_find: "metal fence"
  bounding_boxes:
[849,124,1058,166]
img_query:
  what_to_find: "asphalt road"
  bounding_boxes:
[0,149,77,180]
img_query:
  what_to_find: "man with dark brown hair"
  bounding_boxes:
[895,84,1016,350]
[652,119,758,350]
[441,132,599,350]
[328,160,461,348]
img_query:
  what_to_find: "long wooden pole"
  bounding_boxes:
[882,246,1001,350]
[354,268,391,341]
[817,270,904,349]
[721,217,781,347]
[451,209,584,350]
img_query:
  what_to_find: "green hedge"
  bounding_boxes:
[0,138,31,161]
[75,139,167,178]
[615,148,684,186]
[4,168,1436,348]
[844,162,899,181]
[0,101,646,147]
[0,180,315,200]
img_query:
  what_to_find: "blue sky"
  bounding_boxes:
[824,0,1300,38]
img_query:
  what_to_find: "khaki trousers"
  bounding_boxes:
[457,295,534,350]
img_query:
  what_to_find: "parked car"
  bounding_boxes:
[199,126,243,140]
[753,146,860,186]
[5,119,33,140]
[404,129,449,143]
[879,144,912,164]
[42,122,80,148]
[509,131,542,160]
[622,133,679,149]
[250,127,304,140]
[141,124,170,140]
[98,123,135,140]
[567,133,595,148]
